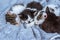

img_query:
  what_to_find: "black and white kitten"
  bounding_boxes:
[18,9,37,24]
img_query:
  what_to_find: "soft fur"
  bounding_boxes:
[5,4,25,25]
[40,7,60,33]
[9,4,25,14]
[34,10,47,25]
[18,9,37,23]
[5,12,18,25]
[27,1,43,10]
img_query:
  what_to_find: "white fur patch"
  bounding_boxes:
[10,5,26,14]
[15,15,20,25]
[26,8,37,11]
[21,15,33,24]
[35,19,45,25]
[25,21,34,28]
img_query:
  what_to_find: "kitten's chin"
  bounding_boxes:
[15,23,20,26]
[34,18,45,25]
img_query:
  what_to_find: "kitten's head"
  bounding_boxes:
[34,10,47,25]
[27,1,43,10]
[5,11,20,25]
[18,9,37,24]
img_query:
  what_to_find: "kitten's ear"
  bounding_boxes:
[46,7,50,13]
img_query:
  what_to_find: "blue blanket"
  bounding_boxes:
[0,0,60,40]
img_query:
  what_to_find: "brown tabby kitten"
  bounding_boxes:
[5,12,18,25]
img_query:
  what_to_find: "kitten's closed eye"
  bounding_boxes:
[37,13,43,20]
[19,13,28,21]
[29,10,37,18]
[37,11,44,20]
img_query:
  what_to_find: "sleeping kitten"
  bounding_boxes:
[5,4,25,25]
[34,10,47,25]
[18,9,37,24]
[27,1,43,10]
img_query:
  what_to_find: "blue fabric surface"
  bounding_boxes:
[0,0,60,40]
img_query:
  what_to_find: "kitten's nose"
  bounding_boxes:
[28,21,31,23]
